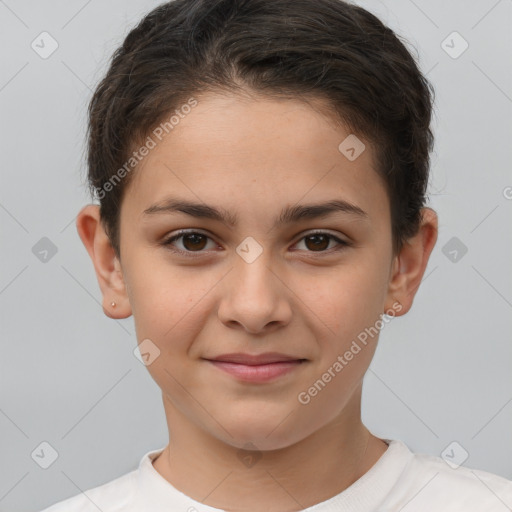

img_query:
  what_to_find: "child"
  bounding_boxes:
[41,0,512,510]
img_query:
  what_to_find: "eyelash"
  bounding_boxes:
[161,229,350,257]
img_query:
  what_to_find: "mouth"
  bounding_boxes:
[203,353,307,383]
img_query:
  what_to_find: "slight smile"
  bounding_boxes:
[203,353,308,383]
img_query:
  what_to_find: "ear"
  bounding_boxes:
[76,204,132,319]
[384,207,438,316]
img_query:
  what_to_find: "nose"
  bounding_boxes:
[217,251,293,335]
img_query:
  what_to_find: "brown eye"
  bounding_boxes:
[304,234,330,251]
[294,231,348,253]
[181,233,208,251]
[162,231,216,254]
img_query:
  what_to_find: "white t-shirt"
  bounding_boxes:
[39,438,512,511]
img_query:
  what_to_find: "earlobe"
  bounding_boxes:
[384,207,438,316]
[76,204,132,319]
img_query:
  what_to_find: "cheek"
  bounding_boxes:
[127,262,218,346]
[127,267,213,391]
[306,263,386,340]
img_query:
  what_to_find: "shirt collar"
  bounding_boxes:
[136,438,414,511]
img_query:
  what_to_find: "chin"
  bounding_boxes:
[212,414,309,452]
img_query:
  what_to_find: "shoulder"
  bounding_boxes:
[391,443,512,511]
[39,468,138,512]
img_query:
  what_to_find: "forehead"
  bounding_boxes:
[123,91,389,229]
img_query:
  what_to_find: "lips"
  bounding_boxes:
[206,352,305,365]
[204,353,307,382]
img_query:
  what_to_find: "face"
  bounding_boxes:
[117,91,399,450]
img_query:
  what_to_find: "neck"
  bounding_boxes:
[152,390,389,511]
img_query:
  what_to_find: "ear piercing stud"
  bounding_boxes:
[111,301,117,308]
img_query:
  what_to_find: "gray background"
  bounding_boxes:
[0,0,511,510]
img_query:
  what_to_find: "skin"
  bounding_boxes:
[77,90,438,512]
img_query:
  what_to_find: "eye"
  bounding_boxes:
[162,229,349,256]
[292,230,349,253]
[162,230,218,255]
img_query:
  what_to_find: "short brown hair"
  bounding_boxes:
[86,0,436,259]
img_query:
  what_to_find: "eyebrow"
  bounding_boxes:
[142,196,368,228]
